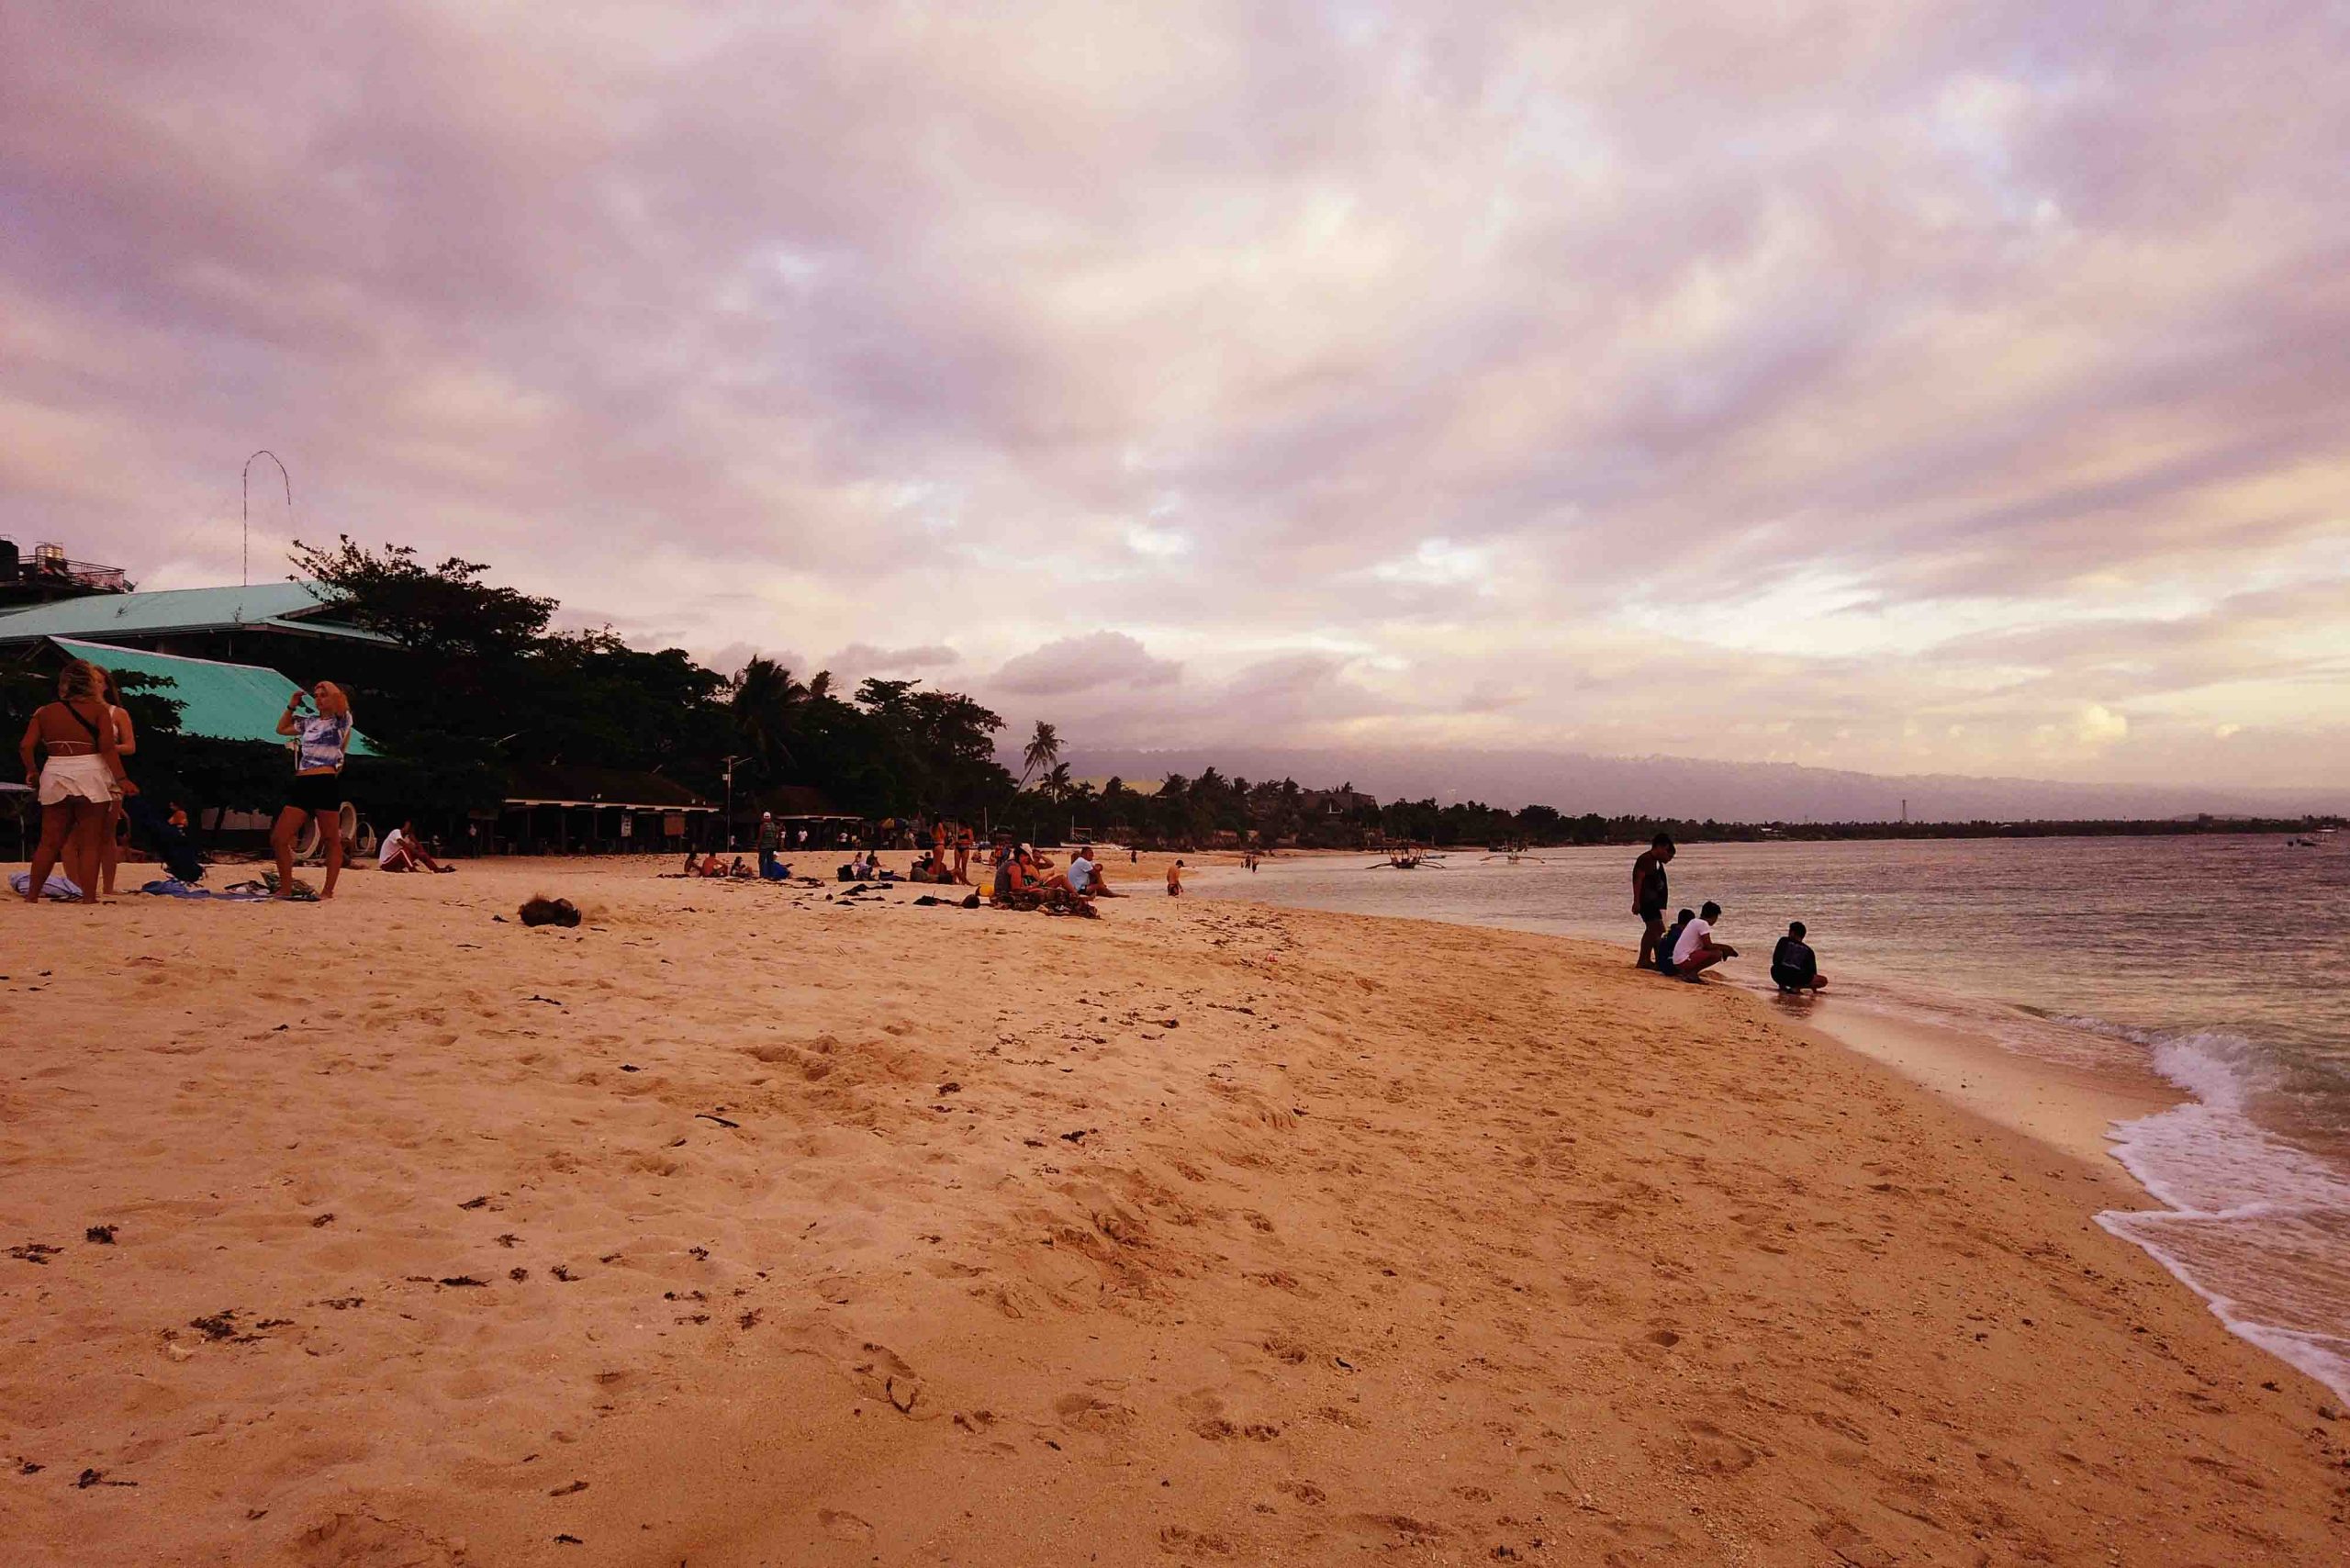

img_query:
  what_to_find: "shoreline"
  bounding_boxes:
[1770,995,2181,1176]
[1194,858,2188,1178]
[4,857,2344,1563]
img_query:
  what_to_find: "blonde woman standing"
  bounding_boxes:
[17,659,132,903]
[95,666,138,895]
[271,680,353,900]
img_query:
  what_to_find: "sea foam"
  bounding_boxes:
[2095,1029,2350,1403]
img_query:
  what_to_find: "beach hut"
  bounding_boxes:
[494,765,720,855]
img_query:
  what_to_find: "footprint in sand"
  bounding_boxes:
[818,1507,874,1543]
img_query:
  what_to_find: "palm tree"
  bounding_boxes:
[731,656,814,777]
[1018,720,1061,790]
[1042,761,1073,804]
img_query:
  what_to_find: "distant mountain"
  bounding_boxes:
[1049,746,2348,823]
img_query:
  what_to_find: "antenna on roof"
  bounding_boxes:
[241,451,291,588]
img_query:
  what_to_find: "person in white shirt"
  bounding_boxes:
[378,820,450,873]
[1669,900,1736,980]
[1065,844,1121,897]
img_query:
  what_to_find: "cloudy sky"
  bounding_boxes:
[6,1,2346,787]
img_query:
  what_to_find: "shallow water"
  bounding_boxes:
[1201,834,2350,1399]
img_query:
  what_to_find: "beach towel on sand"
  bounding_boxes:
[138,879,267,902]
[9,870,84,901]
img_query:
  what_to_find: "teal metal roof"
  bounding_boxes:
[53,638,377,755]
[0,581,393,644]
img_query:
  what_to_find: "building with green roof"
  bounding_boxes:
[45,638,377,754]
[0,581,390,664]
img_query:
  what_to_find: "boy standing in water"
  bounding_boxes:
[1632,833,1674,969]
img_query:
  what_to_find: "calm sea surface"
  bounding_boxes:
[1198,834,2350,1400]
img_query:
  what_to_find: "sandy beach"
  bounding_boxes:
[2,855,2344,1565]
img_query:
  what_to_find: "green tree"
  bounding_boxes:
[1018,720,1061,789]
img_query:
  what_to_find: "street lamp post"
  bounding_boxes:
[722,755,746,850]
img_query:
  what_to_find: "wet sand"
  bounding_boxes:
[1,856,2344,1564]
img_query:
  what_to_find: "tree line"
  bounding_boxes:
[7,539,2338,847]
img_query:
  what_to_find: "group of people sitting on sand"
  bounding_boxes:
[1632,833,1828,993]
[682,850,760,879]
[988,841,1125,912]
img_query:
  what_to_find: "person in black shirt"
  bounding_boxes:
[1631,833,1675,969]
[1771,922,1828,993]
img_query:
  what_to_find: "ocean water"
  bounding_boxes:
[1198,834,2350,1401]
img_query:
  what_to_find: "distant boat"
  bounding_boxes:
[2287,836,2317,847]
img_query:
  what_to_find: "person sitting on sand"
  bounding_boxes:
[1632,833,1674,969]
[378,821,452,873]
[1024,846,1076,896]
[699,851,731,878]
[1771,922,1828,993]
[1668,901,1737,981]
[1654,908,1696,978]
[1167,859,1184,896]
[990,847,1039,909]
[1066,845,1120,898]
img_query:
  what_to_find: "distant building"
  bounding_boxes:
[1069,775,1164,797]
[0,581,390,664]
[496,764,720,854]
[0,538,132,611]
[1300,786,1379,816]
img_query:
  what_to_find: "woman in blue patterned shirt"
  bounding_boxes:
[270,680,354,900]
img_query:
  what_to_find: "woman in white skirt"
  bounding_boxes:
[16,658,134,903]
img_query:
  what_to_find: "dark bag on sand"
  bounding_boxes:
[123,792,204,884]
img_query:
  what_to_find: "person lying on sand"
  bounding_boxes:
[378,821,453,873]
[1771,922,1828,993]
[1668,901,1737,981]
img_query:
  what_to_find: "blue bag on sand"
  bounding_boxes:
[123,792,205,883]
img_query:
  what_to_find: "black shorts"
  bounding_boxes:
[285,772,342,815]
[1638,906,1664,925]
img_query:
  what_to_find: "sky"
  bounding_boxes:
[5,1,2347,790]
